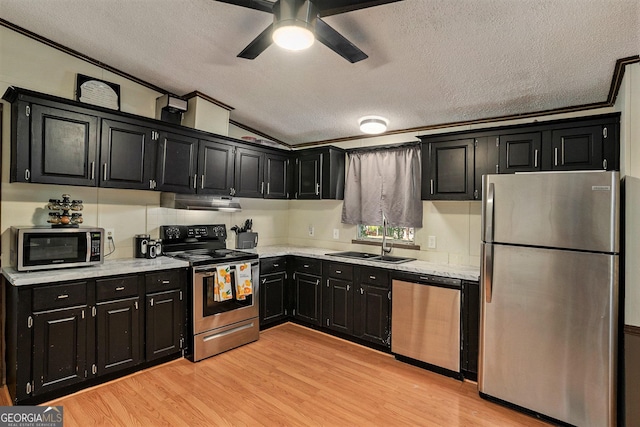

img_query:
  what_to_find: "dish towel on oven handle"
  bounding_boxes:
[215,265,233,302]
[235,262,253,300]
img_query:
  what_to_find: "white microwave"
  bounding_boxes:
[11,226,104,272]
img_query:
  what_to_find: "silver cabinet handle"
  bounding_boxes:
[369,276,376,280]
[273,264,279,267]
[162,280,170,284]
[115,286,125,291]
[534,149,538,168]
[201,174,205,189]
[25,169,30,181]
[267,182,270,194]
[90,162,95,180]
[57,294,69,300]
[347,285,350,291]
[315,183,320,196]
[430,179,434,195]
[261,182,264,194]
[554,147,559,166]
[336,270,342,274]
[193,174,197,189]
[103,163,108,181]
[603,159,608,170]
[303,264,310,268]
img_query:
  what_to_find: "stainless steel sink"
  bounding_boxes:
[326,251,379,259]
[371,255,416,264]
[326,251,415,264]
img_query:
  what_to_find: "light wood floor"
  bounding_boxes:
[20,323,547,426]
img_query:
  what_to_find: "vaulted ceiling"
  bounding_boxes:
[1,0,638,146]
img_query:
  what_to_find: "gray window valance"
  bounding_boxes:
[341,144,422,228]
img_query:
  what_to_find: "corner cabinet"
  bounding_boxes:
[4,267,187,405]
[420,113,619,200]
[293,146,345,200]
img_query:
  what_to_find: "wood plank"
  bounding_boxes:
[9,323,548,426]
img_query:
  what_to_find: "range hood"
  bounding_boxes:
[160,193,242,212]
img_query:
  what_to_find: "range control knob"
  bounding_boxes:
[164,227,180,240]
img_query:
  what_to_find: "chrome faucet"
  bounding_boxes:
[381,214,392,256]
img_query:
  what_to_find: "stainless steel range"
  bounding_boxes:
[160,224,259,362]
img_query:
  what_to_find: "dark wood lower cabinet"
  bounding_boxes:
[461,280,480,379]
[260,272,287,326]
[324,277,354,334]
[293,272,322,326]
[146,289,184,361]
[32,306,89,396]
[4,268,187,405]
[96,298,141,375]
[355,284,390,346]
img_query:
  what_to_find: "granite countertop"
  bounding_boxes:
[2,257,190,286]
[253,246,480,282]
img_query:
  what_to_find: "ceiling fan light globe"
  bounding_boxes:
[359,116,389,134]
[273,25,315,51]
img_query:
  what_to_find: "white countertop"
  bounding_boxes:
[254,246,480,281]
[2,246,480,286]
[2,256,190,286]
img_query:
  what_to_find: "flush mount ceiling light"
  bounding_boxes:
[272,0,317,51]
[359,116,389,134]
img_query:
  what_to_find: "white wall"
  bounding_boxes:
[617,62,640,327]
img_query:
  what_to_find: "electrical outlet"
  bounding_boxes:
[308,225,314,237]
[428,235,436,249]
[333,229,339,239]
[106,228,115,241]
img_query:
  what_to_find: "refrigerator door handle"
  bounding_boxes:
[485,182,495,242]
[483,243,493,303]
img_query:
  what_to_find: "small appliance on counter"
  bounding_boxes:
[134,234,162,259]
[231,219,258,249]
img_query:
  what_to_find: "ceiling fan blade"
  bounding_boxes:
[238,24,274,59]
[315,18,367,63]
[315,0,403,17]
[214,0,274,13]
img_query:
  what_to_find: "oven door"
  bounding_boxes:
[193,261,259,335]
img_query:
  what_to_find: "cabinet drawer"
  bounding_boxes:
[96,275,139,302]
[33,281,87,311]
[295,258,322,276]
[360,267,389,288]
[145,269,184,293]
[260,257,287,275]
[325,262,353,280]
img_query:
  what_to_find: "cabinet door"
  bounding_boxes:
[146,289,184,361]
[234,147,265,198]
[260,272,287,327]
[198,139,235,195]
[265,153,289,199]
[424,139,474,200]
[32,306,88,396]
[100,119,156,190]
[96,297,141,375]
[324,277,353,334]
[155,132,199,193]
[550,126,603,171]
[30,104,98,186]
[296,153,321,199]
[498,132,542,173]
[462,281,480,380]
[294,273,321,325]
[355,284,390,346]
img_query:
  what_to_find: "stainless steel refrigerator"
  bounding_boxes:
[479,171,619,427]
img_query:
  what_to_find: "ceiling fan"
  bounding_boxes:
[215,0,403,63]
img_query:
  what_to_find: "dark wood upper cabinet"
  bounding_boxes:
[155,132,199,193]
[100,119,157,190]
[294,147,345,200]
[498,132,542,173]
[234,147,265,198]
[423,139,475,200]
[550,125,604,171]
[264,153,289,199]
[197,138,235,195]
[29,104,99,186]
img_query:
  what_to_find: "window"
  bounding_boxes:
[357,224,415,243]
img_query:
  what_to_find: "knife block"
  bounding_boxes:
[236,232,258,249]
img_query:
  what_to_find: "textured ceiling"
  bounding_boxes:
[0,0,638,145]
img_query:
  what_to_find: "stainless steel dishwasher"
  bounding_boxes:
[391,275,461,374]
